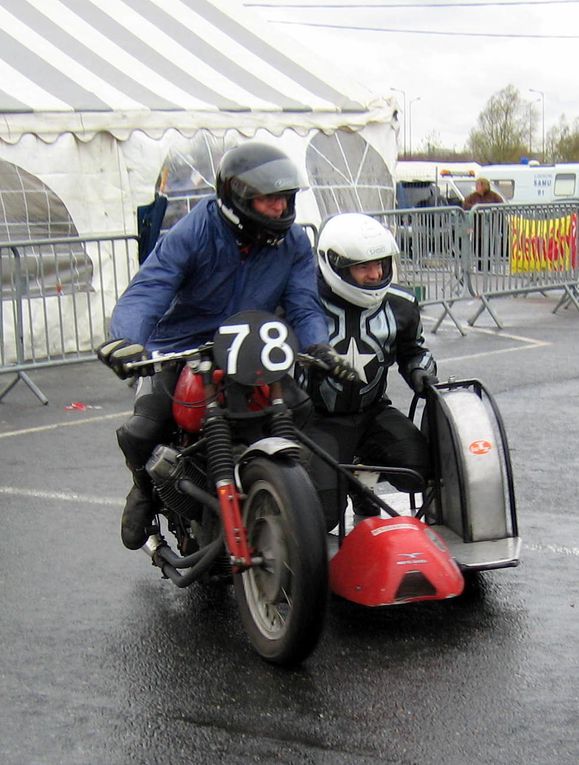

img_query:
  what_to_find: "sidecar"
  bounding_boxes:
[323,378,521,606]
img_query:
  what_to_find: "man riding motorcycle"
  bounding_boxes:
[98,142,355,550]
[300,212,438,532]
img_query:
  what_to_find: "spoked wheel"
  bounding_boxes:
[235,458,328,666]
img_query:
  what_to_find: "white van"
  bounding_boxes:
[478,163,579,204]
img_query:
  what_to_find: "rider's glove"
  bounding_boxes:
[410,368,438,397]
[96,338,150,380]
[306,344,359,383]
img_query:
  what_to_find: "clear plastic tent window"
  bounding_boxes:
[0,160,92,298]
[154,130,395,238]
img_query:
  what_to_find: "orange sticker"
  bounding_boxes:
[469,439,492,455]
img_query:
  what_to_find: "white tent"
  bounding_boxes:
[0,0,399,369]
[0,0,398,240]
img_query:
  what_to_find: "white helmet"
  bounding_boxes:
[317,213,399,308]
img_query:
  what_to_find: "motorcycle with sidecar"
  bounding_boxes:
[115,310,521,665]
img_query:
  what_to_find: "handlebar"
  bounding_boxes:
[124,342,214,373]
[124,348,330,376]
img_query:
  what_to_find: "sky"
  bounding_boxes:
[247,0,579,153]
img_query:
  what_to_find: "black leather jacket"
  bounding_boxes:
[302,275,437,414]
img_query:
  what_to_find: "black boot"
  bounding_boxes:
[121,475,156,550]
[350,490,381,519]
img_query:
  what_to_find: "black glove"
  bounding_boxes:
[96,338,149,380]
[307,344,359,383]
[410,368,438,397]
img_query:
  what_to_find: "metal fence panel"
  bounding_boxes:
[464,201,579,297]
[1,234,138,374]
[2,203,578,401]
[366,207,469,304]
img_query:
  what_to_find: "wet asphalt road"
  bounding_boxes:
[1,294,578,765]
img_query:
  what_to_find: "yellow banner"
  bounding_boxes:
[508,213,577,273]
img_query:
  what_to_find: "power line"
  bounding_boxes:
[269,19,579,36]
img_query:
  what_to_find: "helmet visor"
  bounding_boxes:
[233,158,305,198]
[342,256,393,290]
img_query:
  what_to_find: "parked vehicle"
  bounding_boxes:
[476,162,579,205]
[395,161,485,207]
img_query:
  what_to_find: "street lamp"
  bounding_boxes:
[408,97,421,158]
[390,87,407,158]
[529,89,545,162]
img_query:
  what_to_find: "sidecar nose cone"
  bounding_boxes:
[329,517,464,606]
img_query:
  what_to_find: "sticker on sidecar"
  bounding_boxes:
[212,310,298,386]
[371,523,419,535]
[469,439,493,455]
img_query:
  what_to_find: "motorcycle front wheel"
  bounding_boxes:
[235,457,328,666]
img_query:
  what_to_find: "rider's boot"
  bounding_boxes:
[121,468,157,550]
[350,490,381,519]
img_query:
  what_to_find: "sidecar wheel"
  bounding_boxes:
[235,458,328,666]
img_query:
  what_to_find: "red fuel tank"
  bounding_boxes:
[172,366,206,432]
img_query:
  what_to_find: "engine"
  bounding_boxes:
[146,445,207,519]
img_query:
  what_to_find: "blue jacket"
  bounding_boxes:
[110,198,329,352]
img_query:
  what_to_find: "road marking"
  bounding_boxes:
[525,542,579,558]
[0,485,121,506]
[437,328,549,363]
[3,486,577,559]
[0,410,132,439]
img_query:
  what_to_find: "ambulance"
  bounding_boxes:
[476,162,579,204]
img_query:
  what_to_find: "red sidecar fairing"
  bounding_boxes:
[329,516,464,606]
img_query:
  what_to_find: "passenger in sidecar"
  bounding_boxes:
[298,214,520,604]
[299,213,438,534]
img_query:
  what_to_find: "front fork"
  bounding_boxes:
[203,392,252,571]
[204,380,297,572]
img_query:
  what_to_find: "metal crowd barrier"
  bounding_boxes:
[363,202,579,333]
[367,207,471,333]
[462,201,579,327]
[0,234,139,403]
[2,203,578,403]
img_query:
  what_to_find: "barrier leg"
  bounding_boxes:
[553,284,579,314]
[467,295,503,329]
[431,300,467,336]
[0,371,49,405]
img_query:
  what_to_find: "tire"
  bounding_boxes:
[235,458,328,666]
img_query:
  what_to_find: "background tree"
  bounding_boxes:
[467,85,529,163]
[546,116,579,162]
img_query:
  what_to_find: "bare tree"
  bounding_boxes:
[546,115,579,162]
[467,85,529,163]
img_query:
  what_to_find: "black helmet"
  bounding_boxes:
[215,143,302,246]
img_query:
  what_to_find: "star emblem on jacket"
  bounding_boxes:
[341,337,375,384]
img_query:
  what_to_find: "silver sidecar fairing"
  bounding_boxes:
[422,380,522,571]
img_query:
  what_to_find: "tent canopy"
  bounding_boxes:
[0,0,393,142]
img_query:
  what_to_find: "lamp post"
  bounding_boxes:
[408,97,421,158]
[391,87,407,158]
[529,88,545,162]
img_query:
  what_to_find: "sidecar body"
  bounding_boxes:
[327,379,521,607]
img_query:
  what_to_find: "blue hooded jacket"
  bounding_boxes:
[110,198,329,352]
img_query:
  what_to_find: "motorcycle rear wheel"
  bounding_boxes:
[235,457,328,666]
